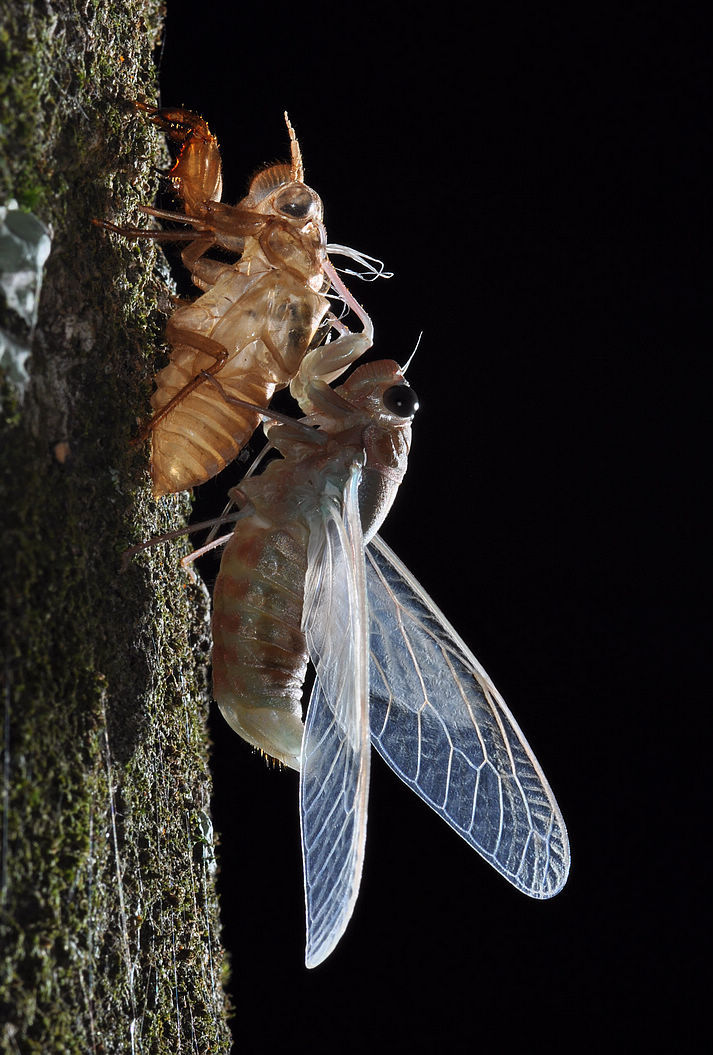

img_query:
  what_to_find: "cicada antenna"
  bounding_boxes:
[284,111,305,183]
[400,331,423,377]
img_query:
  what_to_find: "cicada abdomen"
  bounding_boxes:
[211,520,310,770]
[97,105,373,495]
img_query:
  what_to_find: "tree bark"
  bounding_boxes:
[0,3,232,1051]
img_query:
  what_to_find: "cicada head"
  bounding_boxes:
[242,113,323,224]
[244,169,323,222]
[336,360,420,428]
[327,360,419,540]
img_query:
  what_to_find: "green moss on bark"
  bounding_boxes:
[0,3,232,1051]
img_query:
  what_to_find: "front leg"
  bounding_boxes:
[289,322,372,414]
[289,255,374,412]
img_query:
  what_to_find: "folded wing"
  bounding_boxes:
[300,464,371,967]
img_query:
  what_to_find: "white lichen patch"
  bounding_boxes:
[0,327,32,392]
[0,199,52,397]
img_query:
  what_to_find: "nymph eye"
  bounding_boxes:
[382,384,419,418]
[275,186,314,219]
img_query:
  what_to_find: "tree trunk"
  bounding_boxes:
[0,3,232,1050]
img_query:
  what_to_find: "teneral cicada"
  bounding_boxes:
[97,105,375,495]
[209,357,570,967]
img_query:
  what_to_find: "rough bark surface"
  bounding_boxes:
[0,3,232,1051]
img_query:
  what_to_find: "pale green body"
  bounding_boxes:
[211,361,413,769]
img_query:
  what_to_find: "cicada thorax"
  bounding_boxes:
[211,362,417,770]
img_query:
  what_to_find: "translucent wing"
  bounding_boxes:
[366,535,570,898]
[300,463,371,968]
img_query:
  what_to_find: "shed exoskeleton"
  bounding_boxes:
[97,104,374,494]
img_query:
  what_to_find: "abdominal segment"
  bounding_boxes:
[212,519,309,771]
[150,270,329,495]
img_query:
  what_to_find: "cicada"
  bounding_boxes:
[97,105,375,495]
[210,358,570,967]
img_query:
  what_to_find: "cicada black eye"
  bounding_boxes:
[275,186,314,219]
[382,384,419,418]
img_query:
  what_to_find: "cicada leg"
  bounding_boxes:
[91,216,206,243]
[134,328,230,443]
[290,259,375,412]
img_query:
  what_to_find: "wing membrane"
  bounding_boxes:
[300,465,371,967]
[366,535,570,898]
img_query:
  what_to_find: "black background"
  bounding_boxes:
[154,3,706,1051]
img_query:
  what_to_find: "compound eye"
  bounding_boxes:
[274,186,314,219]
[382,384,419,418]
